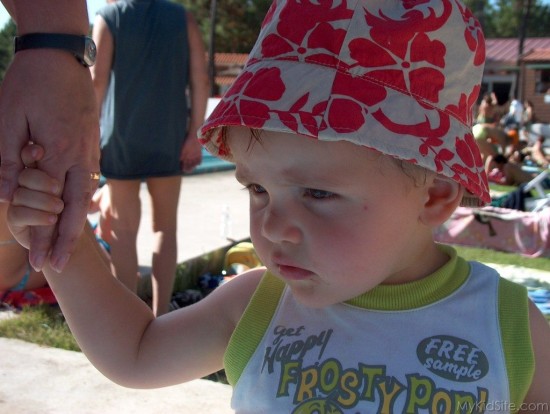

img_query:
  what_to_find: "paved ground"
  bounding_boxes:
[0,170,247,414]
[0,337,234,414]
[133,169,249,269]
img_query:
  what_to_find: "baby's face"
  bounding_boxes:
[228,127,438,307]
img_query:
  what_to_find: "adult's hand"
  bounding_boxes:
[180,133,203,174]
[0,49,100,272]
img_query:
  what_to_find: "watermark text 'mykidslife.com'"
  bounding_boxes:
[459,400,549,412]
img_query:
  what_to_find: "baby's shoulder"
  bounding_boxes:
[210,267,267,324]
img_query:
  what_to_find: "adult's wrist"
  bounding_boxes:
[14,34,97,67]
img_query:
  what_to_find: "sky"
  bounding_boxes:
[0,0,106,29]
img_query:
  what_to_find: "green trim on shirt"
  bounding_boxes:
[224,274,285,386]
[498,277,534,412]
[346,245,469,310]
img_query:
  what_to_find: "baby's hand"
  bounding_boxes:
[7,144,64,251]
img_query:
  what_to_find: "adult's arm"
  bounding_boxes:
[179,11,209,174]
[1,0,89,33]
[90,14,114,114]
[0,0,100,272]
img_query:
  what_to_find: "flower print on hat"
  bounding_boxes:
[200,0,490,206]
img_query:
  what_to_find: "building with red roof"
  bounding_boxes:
[484,37,550,123]
[209,39,550,124]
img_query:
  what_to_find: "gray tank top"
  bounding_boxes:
[98,0,190,179]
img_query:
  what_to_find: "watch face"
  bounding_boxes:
[84,37,97,67]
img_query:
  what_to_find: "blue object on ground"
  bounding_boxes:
[528,289,550,315]
[191,148,235,175]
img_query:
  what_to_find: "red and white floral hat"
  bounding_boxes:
[199,0,490,205]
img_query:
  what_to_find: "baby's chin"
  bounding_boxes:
[283,279,355,309]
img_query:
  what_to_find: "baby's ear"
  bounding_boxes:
[420,177,463,227]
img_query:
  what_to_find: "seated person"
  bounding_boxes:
[527,136,550,169]
[485,153,536,186]
[0,201,52,306]
[1,184,111,308]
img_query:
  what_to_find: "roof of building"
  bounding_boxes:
[215,75,239,86]
[209,40,550,70]
[214,53,249,67]
[485,37,550,64]
[210,53,248,85]
[522,48,550,61]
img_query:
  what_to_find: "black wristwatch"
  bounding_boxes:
[14,33,97,67]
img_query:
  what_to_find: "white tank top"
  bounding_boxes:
[227,255,532,413]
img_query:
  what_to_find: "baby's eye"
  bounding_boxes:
[305,188,336,200]
[246,184,267,195]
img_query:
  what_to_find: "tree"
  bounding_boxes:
[177,0,272,53]
[465,0,493,30]
[524,1,550,37]
[0,19,16,83]
[464,0,550,38]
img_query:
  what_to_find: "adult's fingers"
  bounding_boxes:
[48,167,99,272]
[27,151,63,271]
[182,156,202,174]
[30,143,100,273]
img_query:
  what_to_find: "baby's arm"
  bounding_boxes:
[8,144,262,388]
[520,301,550,411]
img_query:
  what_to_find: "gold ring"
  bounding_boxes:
[90,172,101,180]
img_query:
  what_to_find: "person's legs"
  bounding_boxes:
[146,176,182,316]
[106,179,142,293]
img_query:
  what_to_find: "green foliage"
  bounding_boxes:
[180,0,550,47]
[453,245,550,271]
[526,1,550,37]
[0,19,16,83]
[464,0,550,38]
[0,305,80,351]
[176,0,272,53]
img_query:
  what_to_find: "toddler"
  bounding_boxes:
[9,0,549,412]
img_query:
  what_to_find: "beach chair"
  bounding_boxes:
[434,206,550,258]
[523,170,550,212]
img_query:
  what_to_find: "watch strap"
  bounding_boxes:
[14,33,91,67]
